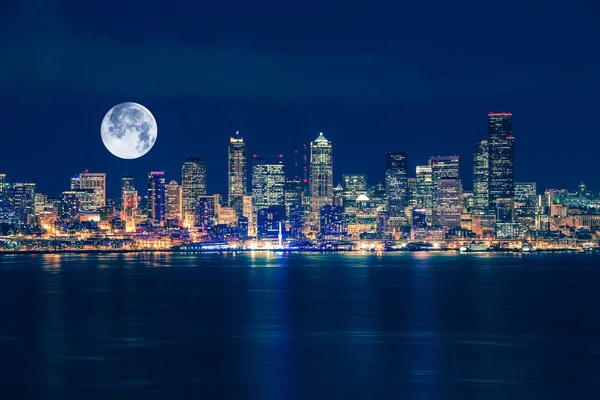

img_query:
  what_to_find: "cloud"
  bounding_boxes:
[0,0,597,103]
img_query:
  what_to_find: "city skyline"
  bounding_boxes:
[1,112,597,201]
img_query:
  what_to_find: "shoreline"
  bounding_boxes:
[0,248,591,256]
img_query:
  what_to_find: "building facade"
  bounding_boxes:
[252,155,285,213]
[488,112,515,208]
[310,133,333,228]
[228,134,247,207]
[147,171,166,226]
[182,156,207,226]
[473,139,489,210]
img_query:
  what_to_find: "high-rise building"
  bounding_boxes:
[147,171,166,225]
[12,183,36,226]
[0,174,6,200]
[228,133,247,207]
[121,175,135,196]
[496,198,515,223]
[285,178,302,220]
[437,178,462,230]
[407,178,417,208]
[79,172,106,209]
[342,174,368,205]
[252,155,285,212]
[515,182,537,203]
[415,165,434,210]
[488,112,515,208]
[165,180,182,224]
[34,193,47,215]
[430,156,459,182]
[310,133,333,226]
[182,156,207,226]
[385,152,408,220]
[473,139,489,210]
[60,191,81,220]
[121,188,138,232]
[196,196,216,227]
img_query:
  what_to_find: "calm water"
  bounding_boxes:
[0,252,599,399]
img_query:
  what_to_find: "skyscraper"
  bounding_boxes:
[430,156,459,182]
[165,180,182,224]
[437,178,462,230]
[182,156,207,226]
[488,112,515,208]
[79,172,106,209]
[195,196,216,227]
[60,191,81,220]
[12,183,36,226]
[342,174,368,204]
[310,133,333,226]
[121,175,135,196]
[228,133,247,207]
[252,155,285,212]
[147,171,166,225]
[415,165,434,209]
[473,139,489,210]
[385,152,408,220]
[0,174,6,200]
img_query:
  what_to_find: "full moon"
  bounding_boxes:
[101,102,158,159]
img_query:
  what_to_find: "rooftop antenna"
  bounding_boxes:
[235,130,240,139]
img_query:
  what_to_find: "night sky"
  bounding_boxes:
[1,0,599,198]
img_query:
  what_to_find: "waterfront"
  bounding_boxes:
[1,252,599,399]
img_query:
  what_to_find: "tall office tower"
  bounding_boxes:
[60,191,81,220]
[333,183,344,207]
[12,183,36,226]
[514,182,537,232]
[79,172,106,209]
[0,174,6,200]
[147,171,166,226]
[34,193,47,215]
[473,139,489,210]
[407,178,417,207]
[415,166,434,209]
[437,178,462,230]
[182,156,207,226]
[121,175,135,196]
[515,182,537,203]
[284,178,302,220]
[430,156,459,182]
[195,196,216,227]
[70,174,81,190]
[496,198,515,223]
[228,133,247,207]
[385,152,408,220]
[342,174,368,205]
[310,133,333,225]
[252,155,285,212]
[121,188,138,231]
[165,180,182,224]
[488,112,515,208]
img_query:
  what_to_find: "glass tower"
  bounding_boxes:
[310,133,333,226]
[228,133,247,207]
[473,139,489,210]
[385,152,408,219]
[147,171,166,226]
[181,156,207,226]
[252,155,285,213]
[488,112,514,208]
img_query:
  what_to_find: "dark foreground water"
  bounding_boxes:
[0,252,599,399]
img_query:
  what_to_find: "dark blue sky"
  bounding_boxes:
[1,0,599,197]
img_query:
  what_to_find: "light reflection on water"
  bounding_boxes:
[0,252,599,399]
